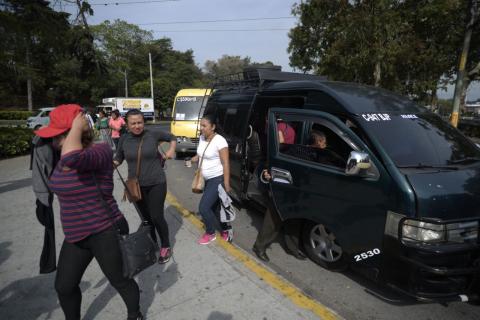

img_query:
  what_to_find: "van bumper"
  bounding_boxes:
[175,137,199,153]
[382,236,480,303]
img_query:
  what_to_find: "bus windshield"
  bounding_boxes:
[174,96,208,121]
[359,113,480,167]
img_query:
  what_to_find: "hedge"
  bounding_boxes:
[0,110,35,120]
[0,127,34,158]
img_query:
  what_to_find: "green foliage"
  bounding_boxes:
[0,0,71,108]
[0,110,34,120]
[204,55,276,82]
[288,0,479,104]
[0,127,33,158]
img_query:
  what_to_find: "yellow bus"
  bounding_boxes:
[171,88,211,155]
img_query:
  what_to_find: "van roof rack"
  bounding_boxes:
[213,66,325,90]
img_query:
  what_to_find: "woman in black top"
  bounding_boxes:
[114,109,176,264]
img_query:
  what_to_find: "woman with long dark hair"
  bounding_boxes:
[114,109,176,263]
[191,114,233,244]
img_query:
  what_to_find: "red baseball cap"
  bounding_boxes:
[35,104,83,138]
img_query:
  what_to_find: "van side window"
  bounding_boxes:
[278,121,352,170]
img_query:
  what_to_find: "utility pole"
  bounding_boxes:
[149,52,155,123]
[451,0,479,127]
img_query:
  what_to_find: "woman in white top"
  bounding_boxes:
[191,114,233,245]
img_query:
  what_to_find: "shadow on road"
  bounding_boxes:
[0,274,92,319]
[83,209,183,319]
[0,241,12,267]
[0,177,32,194]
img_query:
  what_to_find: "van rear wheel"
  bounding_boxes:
[302,222,347,271]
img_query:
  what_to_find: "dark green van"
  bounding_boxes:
[203,67,480,303]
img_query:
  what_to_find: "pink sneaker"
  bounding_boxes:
[198,233,216,245]
[158,247,172,264]
[221,229,233,242]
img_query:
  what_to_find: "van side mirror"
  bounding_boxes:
[345,151,371,176]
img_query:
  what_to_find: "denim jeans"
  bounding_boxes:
[198,175,229,234]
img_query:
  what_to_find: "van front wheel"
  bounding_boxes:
[302,222,347,271]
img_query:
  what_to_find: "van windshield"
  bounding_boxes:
[174,96,208,120]
[359,113,480,167]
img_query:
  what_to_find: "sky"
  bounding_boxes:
[56,0,479,101]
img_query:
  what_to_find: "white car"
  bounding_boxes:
[26,107,54,130]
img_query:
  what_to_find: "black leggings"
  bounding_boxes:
[55,218,140,320]
[137,182,170,248]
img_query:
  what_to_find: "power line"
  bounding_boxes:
[61,0,179,6]
[138,16,295,26]
[151,28,291,33]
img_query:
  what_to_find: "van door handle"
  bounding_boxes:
[271,167,293,184]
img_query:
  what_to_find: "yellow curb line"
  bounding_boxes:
[166,192,340,320]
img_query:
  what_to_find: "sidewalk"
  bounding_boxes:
[0,155,330,320]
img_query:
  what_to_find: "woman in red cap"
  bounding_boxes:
[35,104,142,320]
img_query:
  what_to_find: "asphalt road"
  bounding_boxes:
[154,123,480,320]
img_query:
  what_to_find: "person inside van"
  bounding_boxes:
[309,130,327,149]
[277,119,295,145]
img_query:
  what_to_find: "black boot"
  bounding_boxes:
[252,245,270,262]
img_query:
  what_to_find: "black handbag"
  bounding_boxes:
[94,172,158,279]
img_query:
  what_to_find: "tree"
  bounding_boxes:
[288,0,479,105]
[450,0,479,126]
[0,0,71,109]
[204,55,275,82]
[92,21,205,113]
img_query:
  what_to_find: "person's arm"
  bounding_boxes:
[219,147,231,193]
[61,113,86,156]
[61,114,113,171]
[164,139,176,159]
[113,135,125,167]
[278,129,285,144]
[191,155,199,162]
[153,129,177,159]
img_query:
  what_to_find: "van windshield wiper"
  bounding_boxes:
[447,157,480,165]
[397,164,458,170]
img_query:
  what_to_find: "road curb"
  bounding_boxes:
[165,191,342,320]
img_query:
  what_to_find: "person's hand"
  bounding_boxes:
[164,149,175,159]
[71,113,89,132]
[224,184,232,193]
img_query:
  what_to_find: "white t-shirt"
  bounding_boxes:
[197,134,228,180]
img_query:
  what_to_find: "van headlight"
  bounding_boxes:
[402,220,445,243]
[385,211,478,244]
[402,219,478,244]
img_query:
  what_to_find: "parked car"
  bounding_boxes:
[203,66,480,303]
[26,107,54,130]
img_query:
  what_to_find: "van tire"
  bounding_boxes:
[302,222,347,271]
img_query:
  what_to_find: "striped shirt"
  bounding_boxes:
[49,143,123,243]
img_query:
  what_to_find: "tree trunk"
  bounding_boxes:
[451,0,478,127]
[461,75,470,113]
[374,60,381,87]
[26,45,33,111]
